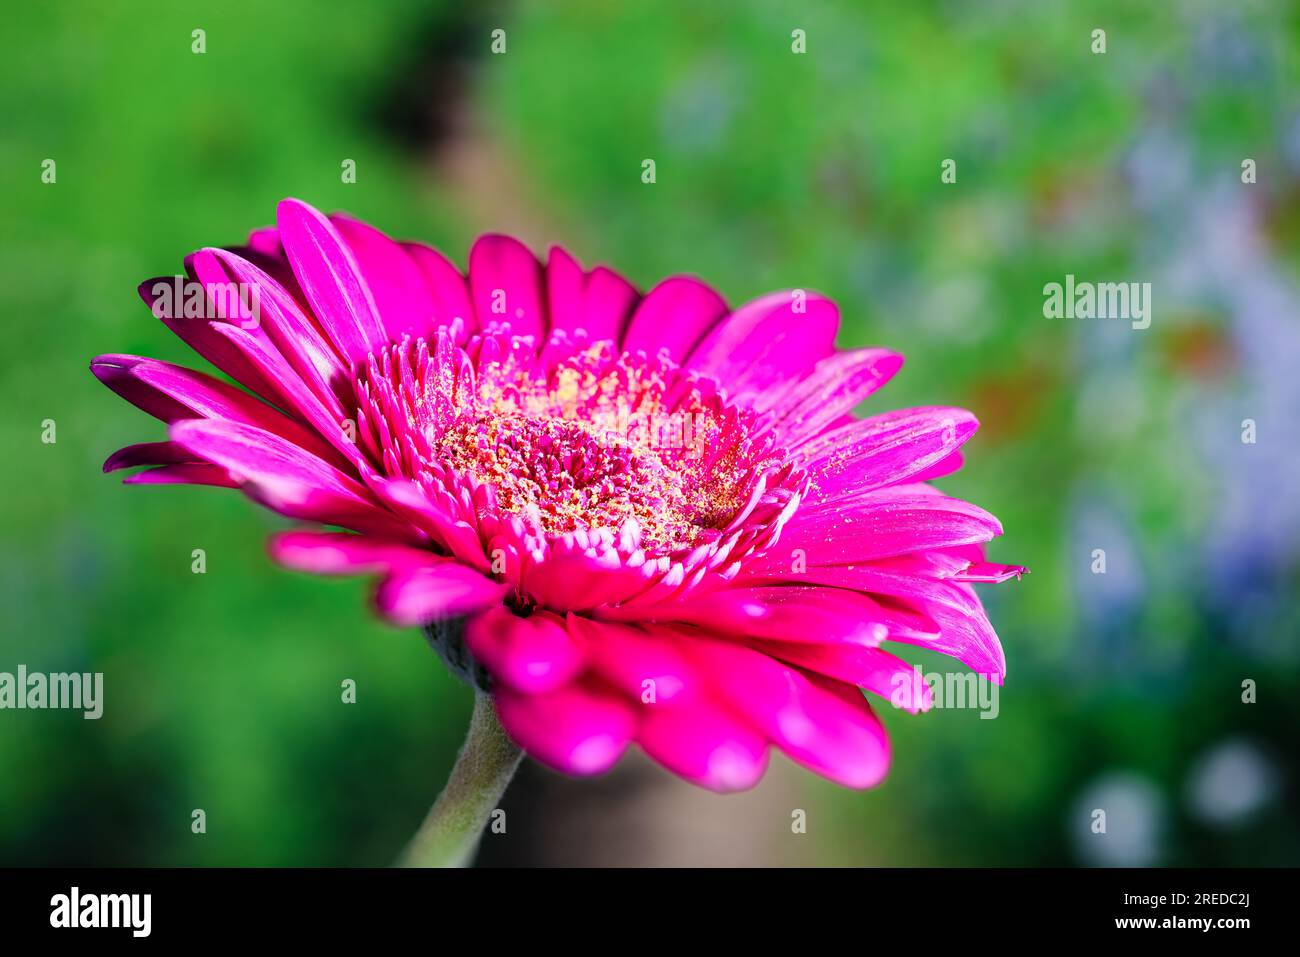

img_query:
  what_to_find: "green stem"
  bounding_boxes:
[400,690,523,868]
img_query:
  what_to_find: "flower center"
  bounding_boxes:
[435,413,700,550]
[354,331,780,555]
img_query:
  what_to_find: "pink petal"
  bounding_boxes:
[686,290,839,396]
[799,407,979,500]
[521,539,653,611]
[637,697,769,793]
[581,266,638,342]
[633,585,893,647]
[952,561,1026,583]
[566,616,697,705]
[245,226,283,258]
[743,561,1007,680]
[137,275,285,406]
[759,348,905,448]
[403,242,475,333]
[269,529,443,575]
[103,440,194,473]
[545,247,639,345]
[752,640,932,713]
[909,448,965,483]
[544,246,587,338]
[874,577,1006,680]
[373,562,506,628]
[684,637,891,789]
[332,214,436,341]
[368,477,489,571]
[777,490,1002,564]
[208,323,362,470]
[92,354,257,425]
[276,198,386,363]
[90,354,345,468]
[494,679,636,775]
[169,418,408,539]
[621,276,726,361]
[464,606,584,694]
[206,248,352,409]
[122,464,238,488]
[468,234,545,341]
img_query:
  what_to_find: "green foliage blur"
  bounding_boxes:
[2,0,1297,866]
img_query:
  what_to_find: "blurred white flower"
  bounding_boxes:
[1071,772,1166,867]
[1187,738,1277,827]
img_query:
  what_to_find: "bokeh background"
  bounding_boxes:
[2,0,1298,866]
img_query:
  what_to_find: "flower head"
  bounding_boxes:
[94,199,1021,791]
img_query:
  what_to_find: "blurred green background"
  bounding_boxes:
[2,0,1298,866]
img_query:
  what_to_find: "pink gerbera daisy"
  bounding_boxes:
[94,199,1020,797]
